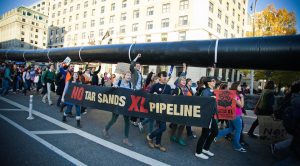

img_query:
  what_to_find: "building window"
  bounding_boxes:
[133,10,139,19]
[84,1,88,8]
[161,33,168,41]
[121,13,126,21]
[217,24,221,33]
[209,2,214,13]
[82,22,86,29]
[109,15,115,23]
[90,31,94,38]
[146,21,153,30]
[81,32,86,39]
[64,0,67,5]
[91,20,95,27]
[111,3,115,11]
[69,16,72,22]
[208,17,213,28]
[122,0,127,8]
[120,25,126,33]
[63,18,65,23]
[22,18,26,22]
[63,9,66,14]
[92,9,95,16]
[147,7,154,16]
[225,15,228,24]
[92,0,97,5]
[76,14,79,20]
[75,24,79,30]
[77,4,80,10]
[84,11,87,18]
[218,9,222,19]
[162,3,170,13]
[146,35,151,42]
[219,0,222,4]
[101,6,105,13]
[132,23,138,32]
[134,0,140,5]
[161,18,169,28]
[99,29,103,37]
[53,4,56,10]
[226,2,229,11]
[231,21,234,29]
[68,26,72,31]
[243,8,245,15]
[233,0,236,4]
[21,31,25,35]
[237,26,240,33]
[58,11,61,16]
[109,27,114,35]
[179,0,189,10]
[178,31,186,41]
[238,2,241,10]
[233,9,235,16]
[99,18,104,25]
[70,6,73,12]
[52,13,55,18]
[224,29,228,38]
[179,15,188,26]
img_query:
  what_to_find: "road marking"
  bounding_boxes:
[0,96,170,166]
[243,115,256,119]
[0,114,87,166]
[31,130,76,135]
[0,108,24,111]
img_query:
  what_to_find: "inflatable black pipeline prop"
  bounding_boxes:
[0,35,299,70]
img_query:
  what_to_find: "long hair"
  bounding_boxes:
[145,72,154,88]
[230,82,240,91]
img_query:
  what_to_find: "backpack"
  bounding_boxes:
[117,79,131,89]
[282,105,297,134]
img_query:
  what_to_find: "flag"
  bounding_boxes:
[101,30,110,41]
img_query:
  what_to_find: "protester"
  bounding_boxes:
[61,64,82,127]
[34,68,43,94]
[146,71,171,152]
[0,63,12,96]
[101,72,111,87]
[216,82,247,152]
[91,65,101,86]
[129,53,143,126]
[170,76,188,146]
[195,76,218,159]
[22,66,31,96]
[195,76,206,96]
[12,64,19,93]
[138,72,158,133]
[248,80,275,138]
[41,64,55,105]
[185,78,197,139]
[102,71,133,147]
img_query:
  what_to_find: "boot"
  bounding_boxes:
[62,115,67,122]
[76,120,82,128]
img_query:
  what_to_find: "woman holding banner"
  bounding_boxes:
[215,82,247,153]
[195,76,218,159]
[102,71,133,147]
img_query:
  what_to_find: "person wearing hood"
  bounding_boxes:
[248,80,275,138]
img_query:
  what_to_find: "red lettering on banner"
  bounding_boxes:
[71,86,79,99]
[128,95,141,112]
[140,97,148,113]
[71,86,85,101]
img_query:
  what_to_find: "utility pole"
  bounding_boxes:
[250,0,258,95]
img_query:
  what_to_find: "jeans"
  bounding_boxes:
[196,118,218,154]
[141,118,154,134]
[23,80,31,95]
[0,79,10,95]
[149,121,166,145]
[64,104,81,120]
[42,83,52,104]
[217,116,243,149]
[57,95,62,107]
[105,113,130,138]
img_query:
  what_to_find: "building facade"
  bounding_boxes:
[0,6,48,50]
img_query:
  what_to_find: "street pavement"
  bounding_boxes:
[0,91,280,166]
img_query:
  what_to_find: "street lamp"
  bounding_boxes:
[250,0,258,95]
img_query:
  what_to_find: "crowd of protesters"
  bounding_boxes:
[0,59,299,163]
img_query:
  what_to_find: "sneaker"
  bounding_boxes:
[235,147,247,153]
[177,138,187,146]
[248,133,258,139]
[67,113,75,118]
[154,144,166,152]
[138,122,144,133]
[170,136,177,142]
[146,135,154,148]
[195,153,209,159]
[42,99,46,103]
[202,149,214,157]
[240,141,249,148]
[102,129,110,138]
[81,110,87,115]
[123,138,133,147]
[62,116,67,122]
